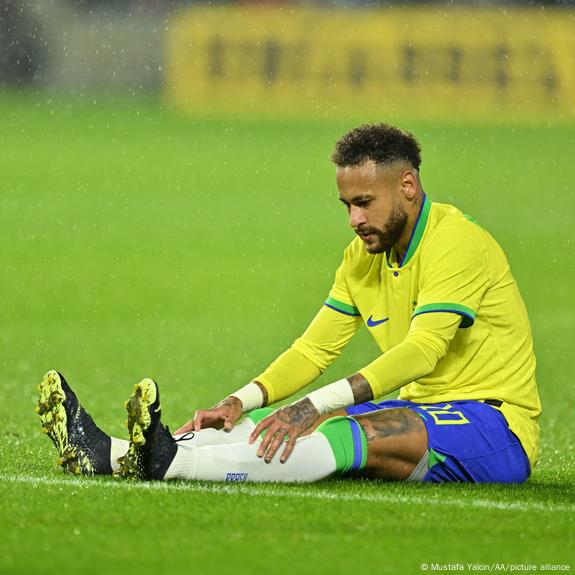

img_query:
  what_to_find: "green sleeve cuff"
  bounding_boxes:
[412,302,476,328]
[324,296,361,317]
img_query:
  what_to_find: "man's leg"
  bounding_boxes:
[353,408,428,480]
[36,371,272,476]
[167,407,428,482]
[116,378,427,483]
[302,408,428,480]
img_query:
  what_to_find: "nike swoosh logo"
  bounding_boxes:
[367,315,389,327]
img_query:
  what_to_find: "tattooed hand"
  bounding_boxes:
[249,398,320,463]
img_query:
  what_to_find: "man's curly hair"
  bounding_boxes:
[331,123,422,170]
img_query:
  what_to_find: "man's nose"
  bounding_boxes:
[349,206,367,228]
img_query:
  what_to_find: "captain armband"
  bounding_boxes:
[306,378,355,415]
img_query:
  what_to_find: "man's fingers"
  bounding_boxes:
[249,423,262,444]
[263,430,287,463]
[250,416,273,444]
[173,420,194,436]
[194,410,212,432]
[280,435,298,464]
[223,413,236,431]
[256,418,279,456]
[256,426,272,456]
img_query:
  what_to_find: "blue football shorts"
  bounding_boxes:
[346,399,531,483]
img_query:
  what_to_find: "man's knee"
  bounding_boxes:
[352,408,428,481]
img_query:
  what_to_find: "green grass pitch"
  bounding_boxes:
[0,95,573,574]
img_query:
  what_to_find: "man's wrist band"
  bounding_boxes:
[306,378,355,415]
[229,382,264,413]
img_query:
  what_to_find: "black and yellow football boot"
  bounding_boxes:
[114,378,177,481]
[36,370,113,475]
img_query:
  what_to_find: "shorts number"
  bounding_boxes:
[418,403,470,425]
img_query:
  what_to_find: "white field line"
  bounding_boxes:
[0,473,572,514]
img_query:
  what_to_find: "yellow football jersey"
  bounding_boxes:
[324,195,541,466]
[256,195,541,467]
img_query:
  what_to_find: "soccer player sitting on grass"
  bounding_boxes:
[36,124,541,483]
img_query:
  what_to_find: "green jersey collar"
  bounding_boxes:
[386,193,431,269]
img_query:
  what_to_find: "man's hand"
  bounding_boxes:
[249,397,320,464]
[174,396,243,435]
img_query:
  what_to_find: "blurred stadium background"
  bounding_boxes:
[1,1,574,574]
[2,0,575,122]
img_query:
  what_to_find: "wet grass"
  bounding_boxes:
[0,94,573,574]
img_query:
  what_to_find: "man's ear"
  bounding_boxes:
[400,170,418,200]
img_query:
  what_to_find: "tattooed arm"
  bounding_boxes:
[301,372,375,418]
[248,373,374,463]
[348,373,375,404]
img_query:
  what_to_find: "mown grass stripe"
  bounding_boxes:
[0,474,572,514]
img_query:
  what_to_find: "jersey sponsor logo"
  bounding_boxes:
[226,472,249,482]
[367,315,389,327]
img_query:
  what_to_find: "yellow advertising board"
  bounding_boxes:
[166,7,575,121]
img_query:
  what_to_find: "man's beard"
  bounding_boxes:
[358,199,408,255]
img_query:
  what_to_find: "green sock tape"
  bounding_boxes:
[316,416,367,473]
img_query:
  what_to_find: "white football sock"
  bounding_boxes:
[108,419,256,472]
[172,417,255,446]
[164,433,337,483]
